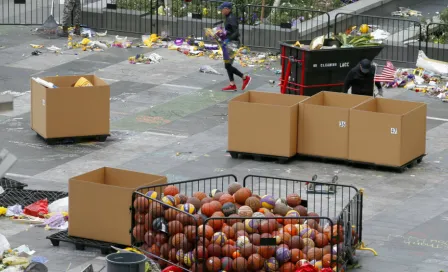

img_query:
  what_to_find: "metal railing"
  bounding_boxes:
[425,22,448,62]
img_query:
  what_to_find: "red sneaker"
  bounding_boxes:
[222,84,237,92]
[242,75,252,91]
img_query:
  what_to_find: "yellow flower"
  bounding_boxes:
[0,206,7,216]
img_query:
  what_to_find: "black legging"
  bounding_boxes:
[225,62,243,82]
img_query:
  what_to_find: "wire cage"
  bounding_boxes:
[131,174,368,272]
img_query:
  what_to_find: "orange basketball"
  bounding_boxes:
[184,225,197,242]
[284,224,298,236]
[187,197,202,211]
[322,254,336,268]
[233,188,252,205]
[245,196,262,212]
[201,203,216,217]
[208,212,225,230]
[206,256,221,272]
[290,248,304,263]
[194,191,208,201]
[219,193,235,205]
[164,185,179,196]
[280,262,295,272]
[260,219,277,234]
[164,209,179,221]
[232,257,247,272]
[228,182,242,195]
[222,225,236,239]
[168,220,183,235]
[150,201,164,217]
[133,197,149,213]
[207,243,222,257]
[294,205,308,216]
[248,253,264,271]
[308,212,320,223]
[307,247,324,261]
[222,244,236,258]
[198,224,214,240]
[171,233,188,250]
[226,214,242,226]
[201,197,213,206]
[258,246,275,259]
[134,212,145,224]
[315,233,329,247]
[210,200,223,211]
[132,224,145,242]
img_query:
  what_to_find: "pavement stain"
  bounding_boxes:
[111,89,237,131]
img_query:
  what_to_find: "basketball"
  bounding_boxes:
[249,233,261,246]
[238,205,254,217]
[190,213,206,226]
[259,246,275,259]
[206,256,221,271]
[283,224,298,236]
[132,224,145,242]
[171,233,188,250]
[181,203,196,214]
[164,185,179,196]
[176,212,191,226]
[286,193,301,207]
[290,249,304,263]
[201,197,213,206]
[276,247,291,263]
[134,212,145,224]
[133,196,149,213]
[233,257,247,272]
[184,225,197,242]
[283,214,300,225]
[228,182,242,195]
[168,248,177,262]
[146,191,158,200]
[244,219,260,233]
[236,236,250,248]
[261,195,276,209]
[322,245,332,255]
[176,249,185,263]
[234,188,252,205]
[307,247,324,261]
[212,232,228,246]
[240,244,256,258]
[219,193,235,205]
[208,211,225,230]
[152,217,168,233]
[245,196,262,212]
[213,192,224,201]
[193,191,208,201]
[144,230,155,245]
[207,243,222,257]
[175,193,188,204]
[183,251,195,267]
[280,262,295,272]
[248,253,264,270]
[273,203,291,216]
[265,257,279,271]
[164,208,179,221]
[222,225,236,239]
[226,214,242,226]
[162,195,175,207]
[160,243,170,259]
[210,189,221,198]
[315,233,329,247]
[306,219,318,229]
[260,219,277,234]
[193,245,208,261]
[307,212,320,223]
[302,238,315,248]
[187,197,202,211]
[222,202,237,216]
[289,236,304,250]
[294,205,308,216]
[198,224,214,240]
[168,220,183,235]
[201,203,216,217]
[221,257,233,271]
[222,244,236,258]
[210,200,223,211]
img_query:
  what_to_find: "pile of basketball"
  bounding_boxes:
[132,182,349,272]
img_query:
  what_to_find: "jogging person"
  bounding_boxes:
[58,0,81,37]
[218,2,251,92]
[343,59,383,96]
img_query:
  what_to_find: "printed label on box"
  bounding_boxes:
[339,121,346,128]
[391,128,398,135]
[42,99,45,106]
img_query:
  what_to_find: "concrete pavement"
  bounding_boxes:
[0,25,448,271]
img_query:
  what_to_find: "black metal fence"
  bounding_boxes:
[1,1,448,62]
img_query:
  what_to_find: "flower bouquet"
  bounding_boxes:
[204,26,239,61]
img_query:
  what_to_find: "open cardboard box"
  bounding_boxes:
[228,91,309,157]
[31,75,110,139]
[69,167,167,246]
[298,91,373,159]
[349,98,426,167]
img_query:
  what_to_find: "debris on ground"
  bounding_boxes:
[199,65,222,75]
[391,7,422,17]
[128,53,163,64]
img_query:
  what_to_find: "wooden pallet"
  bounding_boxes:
[348,154,425,173]
[36,132,109,145]
[228,151,293,164]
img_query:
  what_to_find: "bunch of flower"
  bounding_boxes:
[204,26,227,42]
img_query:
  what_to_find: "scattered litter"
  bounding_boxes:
[199,65,222,75]
[29,44,43,49]
[0,234,10,255]
[6,205,22,217]
[24,262,48,272]
[391,7,422,17]
[46,45,61,52]
[48,197,68,213]
[13,245,35,257]
[31,51,42,56]
[96,30,107,37]
[23,199,48,218]
[32,78,57,89]
[128,53,163,64]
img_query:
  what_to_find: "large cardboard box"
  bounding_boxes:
[69,167,167,246]
[298,92,373,159]
[349,98,427,167]
[228,91,309,157]
[31,75,110,139]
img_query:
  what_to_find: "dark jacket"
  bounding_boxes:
[343,64,382,96]
[225,12,240,42]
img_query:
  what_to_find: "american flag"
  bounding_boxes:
[374,61,396,83]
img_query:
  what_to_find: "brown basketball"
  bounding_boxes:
[238,206,253,217]
[232,257,247,272]
[206,256,222,272]
[258,246,275,259]
[191,263,205,272]
[162,185,177,196]
[207,243,222,257]
[249,233,261,246]
[322,245,332,255]
[198,224,214,240]
[308,212,320,223]
[201,197,213,206]
[176,212,191,225]
[190,213,206,226]
[201,203,216,217]
[286,193,301,207]
[260,219,277,234]
[228,182,243,195]
[245,196,262,212]
[134,212,145,224]
[155,233,168,247]
[150,202,164,217]
[164,209,179,221]
[222,225,236,239]
[280,262,295,272]
[233,188,252,205]
[307,219,318,229]
[226,214,242,226]
[240,243,257,258]
[184,225,197,242]
[187,197,202,210]
[208,212,225,231]
[219,193,235,205]
[194,191,208,201]
[168,220,183,235]
[222,244,236,258]
[232,222,246,233]
[175,193,188,204]
[289,236,304,249]
[144,230,155,245]
[160,243,171,259]
[197,237,210,248]
[248,253,264,271]
[294,205,308,216]
[132,224,145,242]
[150,244,161,256]
[210,200,223,211]
[171,233,188,250]
[213,192,224,201]
[307,247,324,261]
[168,248,177,262]
[144,213,153,231]
[315,233,329,247]
[290,248,304,263]
[322,254,336,268]
[193,246,209,261]
[273,203,291,216]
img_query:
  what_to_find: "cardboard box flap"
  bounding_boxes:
[353,98,426,116]
[231,91,308,107]
[303,91,372,109]
[42,75,108,88]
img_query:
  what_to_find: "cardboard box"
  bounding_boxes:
[69,167,167,246]
[31,75,110,139]
[228,91,308,157]
[349,98,427,167]
[298,92,373,159]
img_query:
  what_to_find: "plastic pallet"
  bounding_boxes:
[228,151,292,164]
[0,189,68,207]
[0,177,27,190]
[35,132,109,145]
[46,230,125,255]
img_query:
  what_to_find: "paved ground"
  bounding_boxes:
[0,25,448,271]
